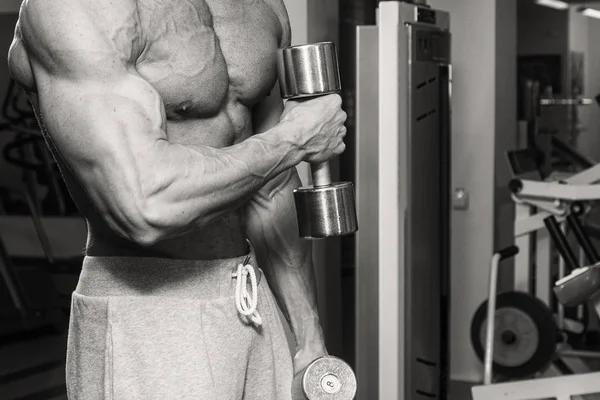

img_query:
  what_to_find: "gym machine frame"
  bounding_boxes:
[512,162,592,342]
[472,164,600,400]
[355,2,451,399]
[511,155,600,323]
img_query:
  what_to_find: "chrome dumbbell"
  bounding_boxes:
[277,42,358,239]
[291,356,357,400]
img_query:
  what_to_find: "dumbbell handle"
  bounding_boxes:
[298,94,333,189]
[284,96,334,188]
[312,162,332,187]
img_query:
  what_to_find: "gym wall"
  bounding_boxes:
[518,2,569,69]
[426,0,518,383]
[571,10,600,162]
[584,18,600,161]
[570,7,592,156]
[518,0,570,178]
[518,0,600,162]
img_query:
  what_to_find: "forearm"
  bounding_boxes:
[141,123,303,241]
[244,169,324,350]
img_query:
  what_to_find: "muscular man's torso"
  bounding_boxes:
[10,0,290,259]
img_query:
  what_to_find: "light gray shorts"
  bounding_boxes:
[66,248,293,399]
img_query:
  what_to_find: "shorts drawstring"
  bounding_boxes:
[232,255,262,327]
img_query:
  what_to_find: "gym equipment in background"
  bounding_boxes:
[509,79,599,349]
[277,42,358,239]
[291,356,357,400]
[470,245,558,381]
[508,147,591,344]
[506,148,600,363]
[0,80,84,337]
[471,150,600,399]
[517,77,600,175]
[553,206,600,308]
[0,79,78,216]
[471,246,555,382]
[354,2,451,399]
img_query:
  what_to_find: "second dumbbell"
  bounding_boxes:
[291,356,357,400]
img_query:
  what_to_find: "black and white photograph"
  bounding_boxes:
[3,0,600,399]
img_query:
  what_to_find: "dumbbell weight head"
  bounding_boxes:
[277,41,341,99]
[277,42,358,239]
[294,182,357,238]
[291,356,357,400]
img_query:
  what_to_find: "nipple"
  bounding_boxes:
[177,101,193,114]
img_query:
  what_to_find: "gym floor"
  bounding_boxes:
[0,320,474,400]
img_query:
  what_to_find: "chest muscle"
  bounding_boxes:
[134,0,282,119]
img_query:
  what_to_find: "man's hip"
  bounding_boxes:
[66,249,293,399]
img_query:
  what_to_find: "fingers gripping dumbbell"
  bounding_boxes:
[292,356,357,400]
[277,42,358,239]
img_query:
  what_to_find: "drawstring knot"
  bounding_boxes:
[232,255,262,327]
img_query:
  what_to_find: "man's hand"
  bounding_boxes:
[293,341,328,376]
[279,94,347,164]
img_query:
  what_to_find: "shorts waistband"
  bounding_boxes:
[75,245,260,301]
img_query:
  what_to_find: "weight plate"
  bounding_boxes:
[295,356,357,400]
[477,308,539,367]
[470,291,557,379]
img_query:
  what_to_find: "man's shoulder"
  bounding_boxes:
[21,0,138,21]
[261,0,291,47]
[18,0,141,69]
